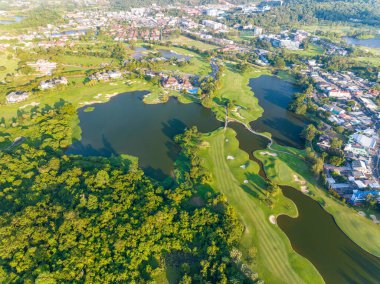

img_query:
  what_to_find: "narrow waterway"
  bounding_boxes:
[278,186,380,284]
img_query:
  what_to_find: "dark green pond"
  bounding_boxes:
[67,91,222,180]
[249,75,306,149]
[278,186,380,284]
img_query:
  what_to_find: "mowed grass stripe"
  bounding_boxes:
[210,139,291,282]
[209,134,305,284]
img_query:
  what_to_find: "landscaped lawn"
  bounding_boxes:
[214,64,271,124]
[162,55,211,77]
[255,144,380,257]
[287,44,324,57]
[166,35,219,51]
[56,54,116,68]
[300,24,378,36]
[199,128,324,284]
[0,52,19,80]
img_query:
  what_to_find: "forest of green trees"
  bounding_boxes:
[0,103,251,283]
[227,0,379,29]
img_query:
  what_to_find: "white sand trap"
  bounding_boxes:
[19,102,39,109]
[225,139,229,143]
[358,211,366,217]
[80,100,103,106]
[240,165,246,169]
[243,180,249,184]
[301,186,309,193]
[227,155,235,160]
[269,215,276,224]
[370,215,379,224]
[105,92,119,99]
[260,151,277,157]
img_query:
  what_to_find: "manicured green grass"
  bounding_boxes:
[300,24,378,36]
[162,56,211,76]
[166,35,219,51]
[215,64,271,124]
[56,54,116,68]
[83,106,94,112]
[287,44,324,57]
[255,144,380,257]
[0,52,19,80]
[199,128,324,284]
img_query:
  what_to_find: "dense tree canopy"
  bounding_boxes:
[0,103,249,283]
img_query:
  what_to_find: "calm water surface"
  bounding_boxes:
[278,186,380,284]
[67,91,222,179]
[343,36,380,48]
[249,75,306,149]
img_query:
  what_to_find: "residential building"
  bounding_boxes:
[6,91,29,103]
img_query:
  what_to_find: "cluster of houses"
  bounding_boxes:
[111,26,162,42]
[260,30,309,50]
[310,37,348,56]
[306,59,380,206]
[324,129,380,206]
[304,60,379,131]
[137,68,198,93]
[27,59,57,76]
[39,77,68,90]
[87,70,122,82]
[161,75,195,92]
[202,20,228,32]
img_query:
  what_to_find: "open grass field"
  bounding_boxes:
[0,52,19,80]
[166,35,219,51]
[300,24,378,36]
[199,128,324,284]
[352,47,380,66]
[134,44,212,76]
[56,54,116,68]
[162,55,211,76]
[287,44,324,57]
[255,144,380,257]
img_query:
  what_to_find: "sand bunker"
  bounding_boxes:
[260,151,277,157]
[269,215,276,224]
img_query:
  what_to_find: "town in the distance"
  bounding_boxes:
[0,0,379,283]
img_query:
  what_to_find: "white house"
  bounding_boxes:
[328,89,351,99]
[6,91,29,103]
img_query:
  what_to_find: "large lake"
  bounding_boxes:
[249,75,306,149]
[68,77,380,283]
[343,36,380,48]
[67,91,222,180]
